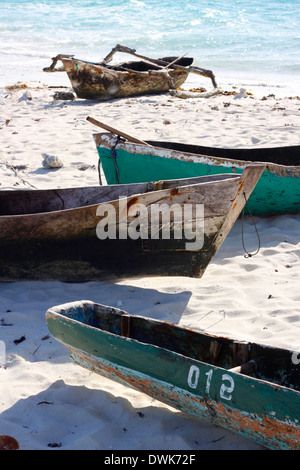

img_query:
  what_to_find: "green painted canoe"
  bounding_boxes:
[46,300,300,450]
[93,132,300,215]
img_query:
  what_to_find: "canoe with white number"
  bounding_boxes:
[46,300,300,450]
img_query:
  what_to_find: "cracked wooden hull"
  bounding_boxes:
[0,168,263,281]
[45,301,300,450]
[94,132,300,215]
[59,57,191,100]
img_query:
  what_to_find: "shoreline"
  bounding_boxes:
[0,75,299,450]
[1,53,300,99]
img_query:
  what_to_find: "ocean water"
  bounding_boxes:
[0,0,299,95]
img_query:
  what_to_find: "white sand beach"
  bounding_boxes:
[0,75,299,451]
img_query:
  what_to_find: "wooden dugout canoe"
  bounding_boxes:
[44,44,217,100]
[45,300,300,450]
[0,167,263,282]
[44,53,193,100]
[94,132,300,215]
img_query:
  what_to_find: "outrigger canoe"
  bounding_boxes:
[0,166,263,281]
[92,128,300,215]
[45,300,300,450]
[43,44,217,100]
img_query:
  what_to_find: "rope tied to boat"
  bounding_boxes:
[241,192,261,258]
[98,158,102,185]
[111,136,123,184]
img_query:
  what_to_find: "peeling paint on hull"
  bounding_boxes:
[70,350,299,451]
[45,301,300,451]
[61,58,189,100]
[95,133,300,215]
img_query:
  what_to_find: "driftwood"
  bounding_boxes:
[169,88,221,99]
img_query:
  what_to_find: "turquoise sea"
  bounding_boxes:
[0,0,299,94]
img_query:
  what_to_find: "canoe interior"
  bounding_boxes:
[0,174,240,216]
[0,183,151,216]
[0,173,250,280]
[147,140,300,167]
[106,56,194,72]
[54,302,300,392]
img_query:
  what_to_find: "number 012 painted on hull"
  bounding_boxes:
[188,365,235,401]
[46,301,300,450]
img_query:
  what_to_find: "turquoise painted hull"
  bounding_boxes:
[46,301,300,450]
[94,133,300,215]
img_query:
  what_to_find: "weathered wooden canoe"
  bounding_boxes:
[43,49,191,100]
[43,44,217,100]
[45,55,191,100]
[45,300,300,450]
[94,131,300,215]
[0,168,263,281]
